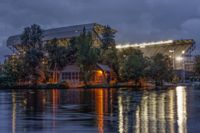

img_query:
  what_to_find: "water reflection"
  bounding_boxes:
[12,91,16,133]
[95,89,104,133]
[132,87,187,133]
[0,86,191,133]
[132,86,187,133]
[176,86,187,133]
[118,94,123,133]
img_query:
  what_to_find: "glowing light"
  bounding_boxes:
[176,56,183,61]
[116,40,173,49]
[97,70,103,75]
[182,50,185,54]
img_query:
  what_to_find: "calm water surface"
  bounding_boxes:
[0,86,200,133]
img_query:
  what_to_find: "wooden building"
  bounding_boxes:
[59,64,115,87]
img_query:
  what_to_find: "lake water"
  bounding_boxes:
[0,86,200,133]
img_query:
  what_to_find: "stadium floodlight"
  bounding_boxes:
[116,40,173,49]
[176,56,183,61]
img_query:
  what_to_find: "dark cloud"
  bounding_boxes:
[0,0,200,62]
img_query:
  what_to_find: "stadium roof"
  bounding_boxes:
[7,23,116,47]
[116,40,194,49]
[116,39,195,57]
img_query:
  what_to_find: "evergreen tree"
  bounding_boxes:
[76,29,99,85]
[100,25,119,80]
[101,25,115,49]
[67,37,79,63]
[20,24,43,52]
[24,48,44,83]
[4,24,44,84]
[45,38,70,82]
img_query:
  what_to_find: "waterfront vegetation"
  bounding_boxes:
[0,24,175,89]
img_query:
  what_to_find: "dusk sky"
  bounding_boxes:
[0,0,200,62]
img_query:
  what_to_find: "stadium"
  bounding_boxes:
[116,39,195,71]
[7,23,196,80]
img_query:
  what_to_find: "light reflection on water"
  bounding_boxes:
[0,86,199,133]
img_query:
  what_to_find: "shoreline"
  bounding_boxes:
[0,82,192,90]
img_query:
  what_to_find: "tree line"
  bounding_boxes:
[1,24,174,86]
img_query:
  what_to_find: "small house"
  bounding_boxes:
[59,64,116,87]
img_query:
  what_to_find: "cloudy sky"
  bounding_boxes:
[0,0,200,62]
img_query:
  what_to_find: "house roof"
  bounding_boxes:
[97,63,111,72]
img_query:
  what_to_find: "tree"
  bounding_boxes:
[45,39,70,83]
[101,25,115,49]
[194,55,200,76]
[24,48,44,83]
[20,24,43,52]
[67,37,79,63]
[76,29,99,85]
[3,55,26,82]
[100,48,119,76]
[19,24,45,84]
[148,53,173,86]
[99,25,119,80]
[4,24,45,84]
[119,48,147,85]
